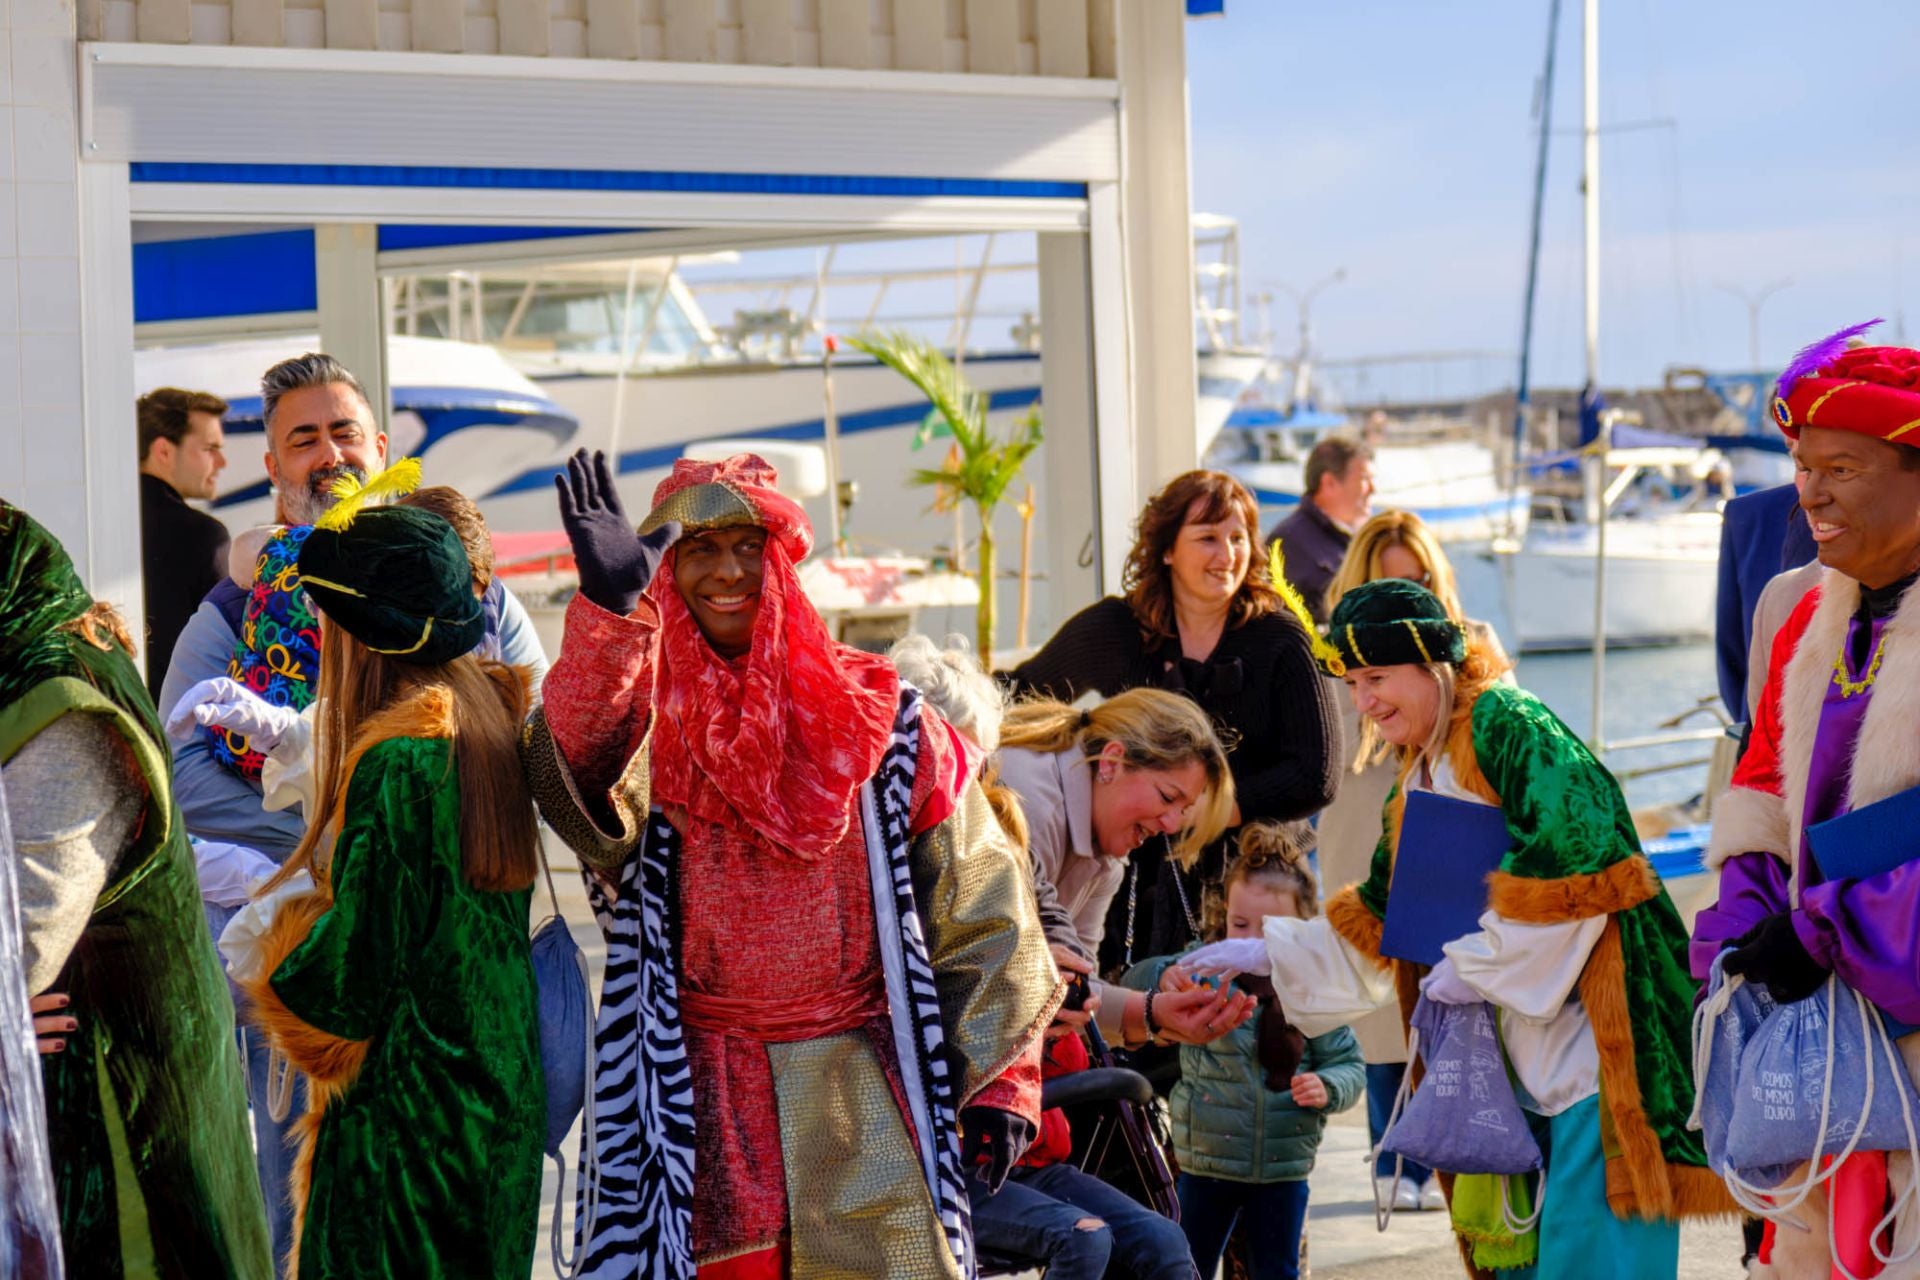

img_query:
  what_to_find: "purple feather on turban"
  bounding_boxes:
[1776,318,1885,397]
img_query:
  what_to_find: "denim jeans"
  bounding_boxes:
[1366,1061,1433,1184]
[969,1162,1195,1279]
[1177,1174,1309,1280]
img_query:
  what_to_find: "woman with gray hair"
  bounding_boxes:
[888,634,1076,964]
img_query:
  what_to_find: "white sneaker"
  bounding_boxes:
[1388,1176,1422,1211]
[1419,1178,1448,1212]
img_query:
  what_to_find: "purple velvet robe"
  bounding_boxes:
[1696,617,1920,1022]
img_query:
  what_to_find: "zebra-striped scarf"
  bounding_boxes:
[571,688,973,1278]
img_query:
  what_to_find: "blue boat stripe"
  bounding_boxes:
[485,385,1044,498]
[129,163,1087,201]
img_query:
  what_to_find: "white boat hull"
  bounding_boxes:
[1228,440,1529,544]
[1457,514,1722,652]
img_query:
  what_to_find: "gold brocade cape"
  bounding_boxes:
[523,687,1061,1278]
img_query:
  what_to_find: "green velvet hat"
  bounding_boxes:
[295,476,483,665]
[1322,579,1467,675]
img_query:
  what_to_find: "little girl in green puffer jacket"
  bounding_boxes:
[1123,823,1364,1280]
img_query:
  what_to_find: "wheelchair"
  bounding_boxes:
[975,1023,1192,1278]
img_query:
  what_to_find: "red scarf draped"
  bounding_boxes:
[644,456,899,862]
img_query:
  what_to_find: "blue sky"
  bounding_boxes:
[1187,0,1919,392]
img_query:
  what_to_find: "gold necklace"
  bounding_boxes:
[1833,632,1889,698]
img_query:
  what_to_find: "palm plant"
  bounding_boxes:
[843,330,1042,664]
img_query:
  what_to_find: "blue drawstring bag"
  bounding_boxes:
[533,857,598,1279]
[1689,952,1792,1188]
[1700,968,1920,1277]
[1376,998,1544,1234]
[1723,975,1920,1176]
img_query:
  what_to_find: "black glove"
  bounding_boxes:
[959,1106,1035,1195]
[554,449,680,616]
[1723,911,1828,1004]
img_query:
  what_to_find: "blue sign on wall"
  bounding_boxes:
[1186,0,1225,15]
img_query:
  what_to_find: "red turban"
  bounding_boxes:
[1772,324,1920,444]
[640,454,901,861]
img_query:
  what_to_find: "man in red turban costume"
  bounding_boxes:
[526,449,1060,1278]
[1696,323,1920,1275]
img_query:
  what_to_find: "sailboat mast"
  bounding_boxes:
[1585,0,1609,750]
[1582,0,1601,388]
[1511,0,1563,454]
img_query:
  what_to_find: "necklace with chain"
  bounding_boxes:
[1833,632,1889,699]
[1169,860,1202,938]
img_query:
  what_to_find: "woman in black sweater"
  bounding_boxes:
[1005,470,1339,977]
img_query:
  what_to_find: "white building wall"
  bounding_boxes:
[1,0,143,637]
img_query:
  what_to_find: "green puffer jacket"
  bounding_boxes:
[1123,953,1365,1184]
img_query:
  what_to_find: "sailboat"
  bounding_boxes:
[1480,0,1727,655]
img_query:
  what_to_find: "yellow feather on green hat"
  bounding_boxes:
[315,457,424,532]
[1268,540,1347,676]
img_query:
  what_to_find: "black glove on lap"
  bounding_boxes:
[959,1106,1036,1196]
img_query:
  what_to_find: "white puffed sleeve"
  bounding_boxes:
[1442,910,1606,1023]
[1264,914,1397,1038]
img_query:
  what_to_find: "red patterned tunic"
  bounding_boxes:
[544,594,1038,1269]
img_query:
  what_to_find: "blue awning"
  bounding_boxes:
[130,163,1088,325]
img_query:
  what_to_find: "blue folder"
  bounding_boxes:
[1804,783,1920,884]
[1379,790,1514,968]
[1803,785,1920,1037]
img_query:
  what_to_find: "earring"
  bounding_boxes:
[1098,764,1115,783]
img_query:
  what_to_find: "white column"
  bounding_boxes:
[1035,229,1101,626]
[1114,0,1200,495]
[3,0,146,656]
[1086,180,1136,595]
[78,162,142,626]
[314,222,390,425]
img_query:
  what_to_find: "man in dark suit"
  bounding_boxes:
[1714,476,1818,724]
[1266,436,1375,624]
[137,387,231,700]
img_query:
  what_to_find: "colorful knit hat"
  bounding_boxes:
[210,523,319,779]
[1770,319,1920,443]
[1322,579,1467,675]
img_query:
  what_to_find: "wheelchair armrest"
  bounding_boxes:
[1040,1067,1155,1111]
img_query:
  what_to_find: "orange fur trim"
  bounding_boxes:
[1325,886,1388,968]
[1443,708,1502,807]
[238,892,369,1087]
[1578,917,1740,1221]
[237,890,371,1278]
[1668,1164,1739,1220]
[1582,919,1671,1218]
[338,683,455,798]
[1485,856,1660,925]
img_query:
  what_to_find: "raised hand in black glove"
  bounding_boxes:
[1723,911,1828,1004]
[554,449,681,616]
[959,1106,1036,1196]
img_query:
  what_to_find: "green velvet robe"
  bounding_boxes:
[253,712,543,1280]
[1334,682,1728,1221]
[0,501,272,1278]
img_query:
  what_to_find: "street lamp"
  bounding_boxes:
[1716,277,1792,371]
[1276,268,1347,410]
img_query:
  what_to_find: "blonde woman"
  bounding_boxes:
[992,687,1255,1052]
[1186,581,1724,1278]
[1318,509,1503,1213]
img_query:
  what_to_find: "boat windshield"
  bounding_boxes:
[399,276,705,360]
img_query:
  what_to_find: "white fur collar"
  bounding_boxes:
[1776,567,1920,901]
